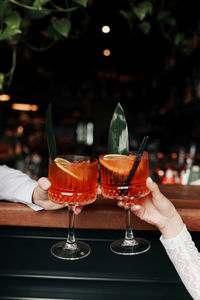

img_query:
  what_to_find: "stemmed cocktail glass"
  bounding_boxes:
[48,155,98,260]
[99,151,150,255]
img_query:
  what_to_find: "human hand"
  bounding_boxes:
[118,177,184,239]
[32,177,83,214]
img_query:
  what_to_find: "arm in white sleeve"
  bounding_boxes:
[160,224,200,300]
[0,165,42,211]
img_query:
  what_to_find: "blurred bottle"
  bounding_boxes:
[179,167,188,185]
[25,151,42,180]
[162,168,175,184]
[183,144,196,185]
[188,165,200,184]
[180,146,196,185]
[162,152,180,184]
[171,152,180,184]
[153,152,165,183]
[14,140,25,172]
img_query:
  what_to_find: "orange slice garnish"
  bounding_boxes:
[100,154,135,176]
[54,158,79,179]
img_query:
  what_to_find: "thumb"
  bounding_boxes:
[146,177,163,201]
[37,177,51,198]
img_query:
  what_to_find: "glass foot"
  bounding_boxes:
[110,237,150,255]
[51,240,91,260]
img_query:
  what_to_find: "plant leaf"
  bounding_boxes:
[165,17,176,26]
[26,9,50,19]
[108,103,129,155]
[138,21,151,34]
[46,102,57,160]
[33,0,50,8]
[0,26,22,41]
[73,0,88,8]
[156,10,170,21]
[51,18,71,38]
[174,33,185,46]
[46,24,60,40]
[133,1,153,21]
[5,11,21,28]
[0,73,4,90]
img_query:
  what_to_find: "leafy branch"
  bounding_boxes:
[120,0,195,52]
[0,0,89,92]
[8,0,79,12]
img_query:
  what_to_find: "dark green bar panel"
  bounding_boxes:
[0,226,194,300]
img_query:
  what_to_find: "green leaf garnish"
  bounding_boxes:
[108,103,129,155]
[46,102,57,160]
[0,73,5,90]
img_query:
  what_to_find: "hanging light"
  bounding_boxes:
[0,94,10,101]
[11,103,39,111]
[103,49,111,56]
[102,25,110,34]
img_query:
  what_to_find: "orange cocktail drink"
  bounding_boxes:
[48,155,98,206]
[99,152,149,202]
[48,155,98,260]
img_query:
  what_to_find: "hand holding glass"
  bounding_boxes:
[99,152,150,255]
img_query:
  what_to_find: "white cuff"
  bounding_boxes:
[25,181,43,211]
[160,224,192,250]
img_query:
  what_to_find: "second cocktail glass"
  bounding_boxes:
[48,155,98,260]
[99,151,150,255]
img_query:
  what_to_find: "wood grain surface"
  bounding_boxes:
[1,184,200,231]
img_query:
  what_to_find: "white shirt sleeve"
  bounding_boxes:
[0,165,42,211]
[160,224,200,300]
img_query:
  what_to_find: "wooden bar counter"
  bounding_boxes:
[0,184,200,231]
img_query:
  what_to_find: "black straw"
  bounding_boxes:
[123,135,149,186]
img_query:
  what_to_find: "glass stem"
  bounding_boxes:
[125,207,134,241]
[66,205,76,244]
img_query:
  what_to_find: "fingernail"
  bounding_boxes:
[146,177,153,184]
[131,205,140,210]
[43,182,51,189]
[134,205,140,209]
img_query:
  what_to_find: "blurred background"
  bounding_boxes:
[1,0,200,183]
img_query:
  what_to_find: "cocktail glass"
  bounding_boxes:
[48,155,98,260]
[99,151,150,255]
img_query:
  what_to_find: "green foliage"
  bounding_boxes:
[133,1,153,21]
[138,21,151,34]
[120,0,193,53]
[26,9,50,19]
[108,103,129,155]
[33,0,50,9]
[0,4,22,41]
[0,0,197,93]
[0,26,21,41]
[156,10,170,21]
[0,73,4,90]
[174,33,185,46]
[46,24,60,40]
[73,0,88,8]
[0,0,88,91]
[5,11,21,28]
[51,18,71,38]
